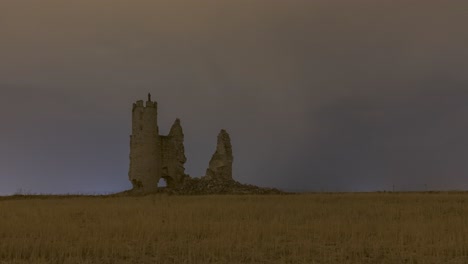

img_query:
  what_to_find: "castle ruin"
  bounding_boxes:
[128,93,233,192]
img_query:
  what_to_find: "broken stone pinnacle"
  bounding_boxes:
[204,129,234,181]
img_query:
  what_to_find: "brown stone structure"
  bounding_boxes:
[160,118,187,187]
[127,94,284,194]
[204,129,233,181]
[128,93,187,192]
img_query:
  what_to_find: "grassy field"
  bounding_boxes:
[1,193,468,264]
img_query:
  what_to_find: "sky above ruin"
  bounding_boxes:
[1,0,468,194]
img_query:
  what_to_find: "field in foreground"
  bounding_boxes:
[1,193,468,264]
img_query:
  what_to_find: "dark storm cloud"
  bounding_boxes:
[1,0,467,194]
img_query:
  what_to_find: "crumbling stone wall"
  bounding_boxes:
[161,119,187,187]
[204,129,233,181]
[128,94,243,194]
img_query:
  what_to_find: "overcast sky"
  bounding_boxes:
[1,0,468,194]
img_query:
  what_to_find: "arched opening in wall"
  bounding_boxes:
[157,178,167,187]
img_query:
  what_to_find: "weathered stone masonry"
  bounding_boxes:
[204,129,233,181]
[128,94,161,192]
[127,93,285,195]
[160,118,187,187]
[128,93,232,192]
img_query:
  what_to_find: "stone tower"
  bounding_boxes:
[128,93,161,192]
[128,93,187,192]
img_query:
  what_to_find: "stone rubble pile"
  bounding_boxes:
[165,176,285,195]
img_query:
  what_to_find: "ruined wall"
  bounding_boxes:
[204,129,233,181]
[128,96,161,192]
[161,119,187,187]
[128,94,236,193]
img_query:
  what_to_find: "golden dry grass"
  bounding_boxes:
[1,193,468,263]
